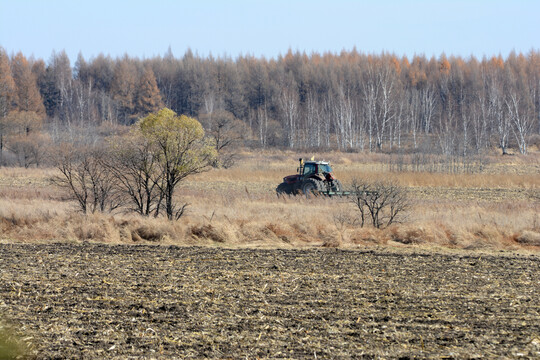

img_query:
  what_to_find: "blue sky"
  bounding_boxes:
[1,0,539,63]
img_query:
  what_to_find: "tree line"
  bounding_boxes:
[1,47,539,167]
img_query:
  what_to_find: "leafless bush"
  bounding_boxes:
[52,144,122,214]
[105,135,164,217]
[350,179,410,229]
[7,133,50,168]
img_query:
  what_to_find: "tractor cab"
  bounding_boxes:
[299,159,335,181]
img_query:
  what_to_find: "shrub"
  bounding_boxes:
[350,179,410,229]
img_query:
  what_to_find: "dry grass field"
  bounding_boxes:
[1,150,540,359]
[0,149,539,252]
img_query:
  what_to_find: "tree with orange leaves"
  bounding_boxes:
[439,54,451,76]
[135,64,163,116]
[11,52,45,115]
[0,48,16,165]
[111,56,138,123]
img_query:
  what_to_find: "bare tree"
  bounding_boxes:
[331,85,355,150]
[374,61,398,150]
[406,88,422,149]
[360,59,398,151]
[305,91,322,148]
[494,91,510,155]
[461,102,471,157]
[106,134,164,216]
[53,144,121,214]
[479,59,510,155]
[199,109,244,168]
[254,105,269,148]
[506,91,534,154]
[278,77,299,148]
[471,95,489,153]
[420,84,437,134]
[350,179,410,229]
[361,64,378,152]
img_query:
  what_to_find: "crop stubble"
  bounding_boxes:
[1,244,539,358]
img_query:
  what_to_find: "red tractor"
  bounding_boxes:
[276,158,348,196]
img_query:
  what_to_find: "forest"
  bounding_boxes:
[0,47,539,167]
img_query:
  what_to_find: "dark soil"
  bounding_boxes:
[1,243,539,359]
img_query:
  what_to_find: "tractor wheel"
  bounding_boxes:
[276,182,293,195]
[301,179,324,196]
[332,179,343,192]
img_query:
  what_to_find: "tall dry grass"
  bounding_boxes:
[0,150,539,251]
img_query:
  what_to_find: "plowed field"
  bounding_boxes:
[1,244,540,359]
